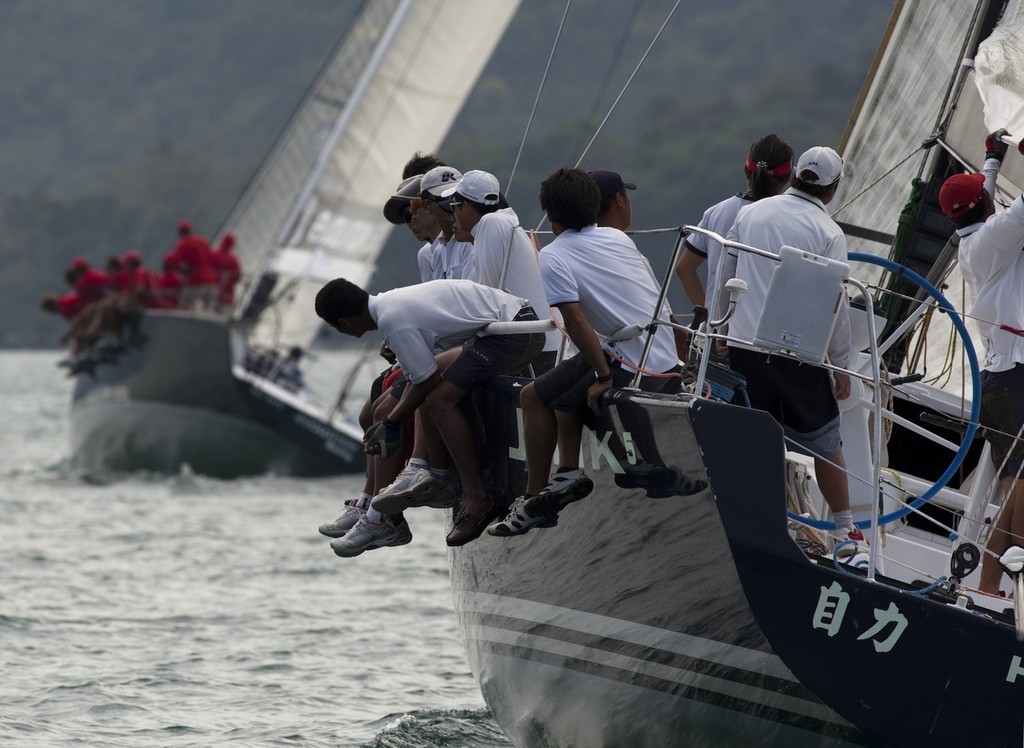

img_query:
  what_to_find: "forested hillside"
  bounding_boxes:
[2,0,893,346]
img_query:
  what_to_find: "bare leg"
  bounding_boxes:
[980,477,1024,593]
[417,409,451,470]
[424,381,488,517]
[554,410,584,471]
[372,395,404,494]
[521,382,557,495]
[815,453,851,515]
[359,395,374,494]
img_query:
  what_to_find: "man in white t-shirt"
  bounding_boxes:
[383,174,441,283]
[442,169,561,371]
[315,278,544,550]
[589,169,635,231]
[941,130,1024,593]
[320,159,453,545]
[488,167,681,537]
[724,146,861,545]
[419,166,475,280]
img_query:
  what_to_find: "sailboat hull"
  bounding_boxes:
[450,380,877,747]
[69,312,364,478]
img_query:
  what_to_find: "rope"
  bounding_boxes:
[505,0,573,199]
[573,0,682,168]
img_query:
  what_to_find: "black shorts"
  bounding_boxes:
[443,307,545,392]
[728,347,841,455]
[533,351,680,413]
[981,364,1024,478]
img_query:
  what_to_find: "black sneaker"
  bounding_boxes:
[487,495,558,537]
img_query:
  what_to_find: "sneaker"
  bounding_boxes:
[371,465,456,513]
[614,462,708,499]
[834,526,867,544]
[318,499,366,538]
[833,526,870,566]
[487,495,559,537]
[527,469,594,515]
[330,516,413,557]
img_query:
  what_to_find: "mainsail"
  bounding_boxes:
[837,0,1024,394]
[222,0,520,351]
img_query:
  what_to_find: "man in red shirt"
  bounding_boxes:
[122,249,153,291]
[213,233,242,311]
[66,258,112,305]
[150,254,184,309]
[40,292,83,321]
[166,219,218,310]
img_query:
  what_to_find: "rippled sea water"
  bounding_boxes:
[0,350,511,747]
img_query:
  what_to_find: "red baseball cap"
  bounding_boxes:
[122,249,142,264]
[939,172,985,218]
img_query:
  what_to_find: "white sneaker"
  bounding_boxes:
[372,465,454,513]
[487,495,558,537]
[318,499,366,538]
[329,516,413,557]
[832,526,870,566]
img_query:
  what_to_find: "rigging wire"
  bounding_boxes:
[567,0,646,160]
[831,143,925,218]
[572,0,682,169]
[505,0,574,199]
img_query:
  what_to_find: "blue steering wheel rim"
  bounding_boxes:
[788,251,981,531]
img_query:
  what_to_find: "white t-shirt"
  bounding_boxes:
[470,207,560,352]
[958,164,1024,372]
[540,224,677,372]
[434,234,475,280]
[685,192,750,318]
[416,242,433,284]
[428,235,446,281]
[368,279,528,384]
[726,187,851,367]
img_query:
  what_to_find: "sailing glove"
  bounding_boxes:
[986,128,1010,161]
[363,418,403,459]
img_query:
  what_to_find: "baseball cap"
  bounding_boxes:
[440,170,501,205]
[795,147,844,185]
[68,256,89,271]
[177,219,192,234]
[420,166,462,197]
[383,176,423,225]
[588,169,637,202]
[939,172,986,218]
[122,249,142,264]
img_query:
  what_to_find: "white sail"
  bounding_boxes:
[835,0,1024,396]
[223,0,521,350]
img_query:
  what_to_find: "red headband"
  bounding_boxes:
[745,154,792,177]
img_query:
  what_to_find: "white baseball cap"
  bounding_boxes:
[441,169,501,206]
[420,166,463,196]
[795,146,844,185]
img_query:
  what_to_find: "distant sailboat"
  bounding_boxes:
[67,0,520,478]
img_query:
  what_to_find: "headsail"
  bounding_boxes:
[836,0,1024,394]
[222,0,520,350]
